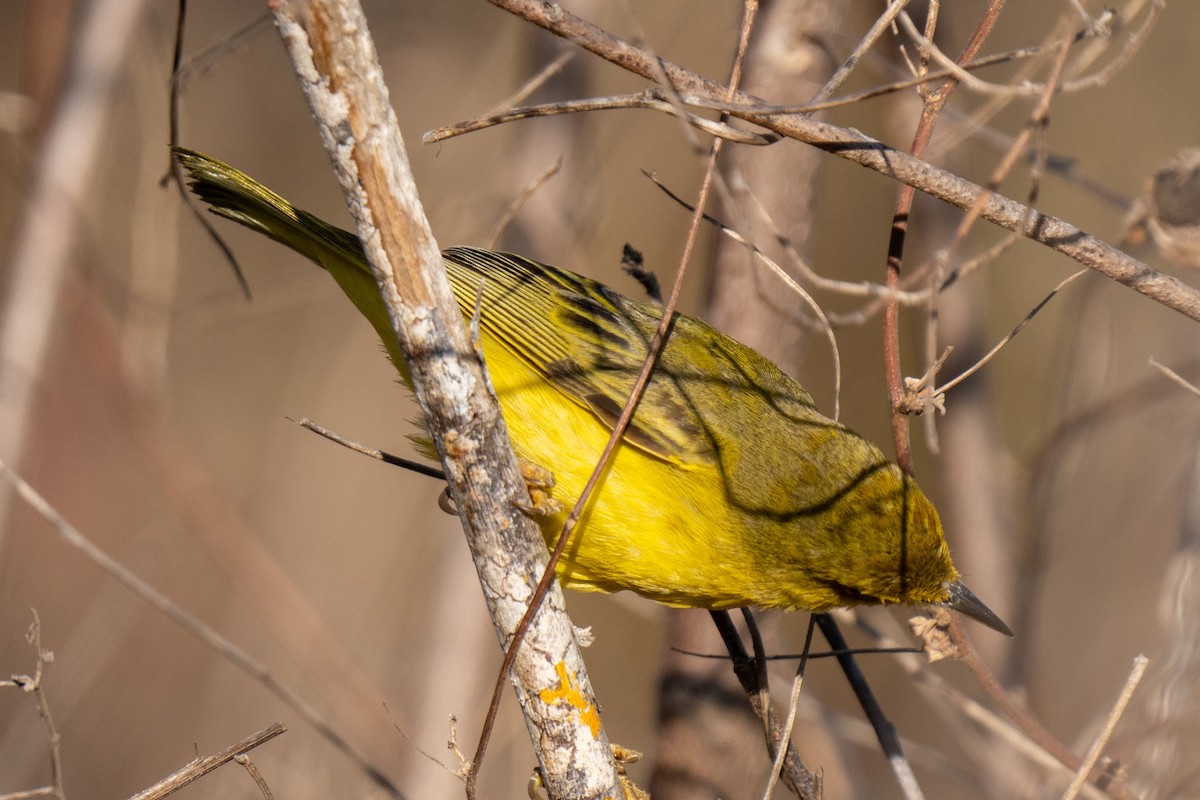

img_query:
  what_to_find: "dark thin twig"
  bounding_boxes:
[291,417,446,480]
[164,0,186,179]
[815,614,920,798]
[741,608,773,741]
[670,645,922,661]
[931,270,1087,399]
[173,13,271,87]
[708,611,819,799]
[161,0,252,299]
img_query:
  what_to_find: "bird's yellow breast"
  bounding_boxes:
[478,329,755,607]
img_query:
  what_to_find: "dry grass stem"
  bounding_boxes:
[1149,357,1200,400]
[485,157,563,249]
[1060,655,1149,800]
[923,269,1089,404]
[482,48,574,118]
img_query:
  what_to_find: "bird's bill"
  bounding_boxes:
[942,581,1013,637]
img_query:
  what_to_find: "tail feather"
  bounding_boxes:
[172,147,364,270]
[173,147,405,369]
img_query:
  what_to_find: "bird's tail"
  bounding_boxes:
[173,147,403,368]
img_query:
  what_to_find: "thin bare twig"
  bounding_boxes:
[482,0,1200,324]
[1149,357,1200,400]
[0,789,58,800]
[234,754,276,800]
[1060,656,1149,800]
[291,417,446,479]
[483,48,574,117]
[760,617,815,800]
[128,723,285,800]
[161,0,252,298]
[171,12,271,88]
[0,611,64,800]
[426,89,776,146]
[485,157,562,249]
[899,269,1090,412]
[0,456,403,798]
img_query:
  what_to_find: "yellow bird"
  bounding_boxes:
[175,148,1010,636]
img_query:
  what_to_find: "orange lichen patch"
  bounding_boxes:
[538,661,601,738]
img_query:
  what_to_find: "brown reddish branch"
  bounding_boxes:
[882,0,1008,475]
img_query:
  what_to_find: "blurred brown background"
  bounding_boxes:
[2,1,1200,797]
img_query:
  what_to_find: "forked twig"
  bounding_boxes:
[1,611,64,800]
[483,0,1200,324]
[128,723,286,800]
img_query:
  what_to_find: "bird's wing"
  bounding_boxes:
[443,247,713,465]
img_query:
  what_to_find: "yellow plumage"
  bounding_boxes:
[175,148,1010,634]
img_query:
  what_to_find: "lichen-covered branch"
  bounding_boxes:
[268,2,622,798]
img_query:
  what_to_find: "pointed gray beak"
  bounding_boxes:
[943,581,1013,637]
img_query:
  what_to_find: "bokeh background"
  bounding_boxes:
[2,1,1200,797]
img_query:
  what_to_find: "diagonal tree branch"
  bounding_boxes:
[485,0,1200,324]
